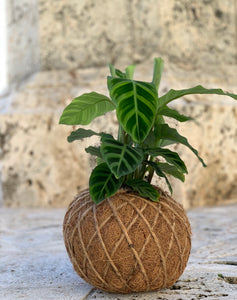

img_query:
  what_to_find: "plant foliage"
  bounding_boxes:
[60,58,237,203]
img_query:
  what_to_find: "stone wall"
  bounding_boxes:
[7,0,40,89]
[1,0,237,208]
[39,0,237,71]
[5,0,237,88]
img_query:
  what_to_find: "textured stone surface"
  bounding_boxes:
[6,0,40,89]
[0,208,93,300]
[38,0,237,71]
[172,103,237,209]
[0,65,115,207]
[0,113,90,207]
[0,203,236,299]
[39,0,133,70]
[4,0,237,95]
[156,0,237,69]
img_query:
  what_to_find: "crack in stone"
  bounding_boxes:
[218,275,237,285]
[214,260,237,266]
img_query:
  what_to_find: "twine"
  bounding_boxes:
[63,187,191,293]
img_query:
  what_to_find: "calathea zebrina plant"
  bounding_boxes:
[59,58,237,203]
[61,58,237,294]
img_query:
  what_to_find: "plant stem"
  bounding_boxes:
[147,156,155,183]
[134,166,141,179]
[139,157,149,179]
[147,167,154,184]
[126,173,133,181]
[118,124,123,142]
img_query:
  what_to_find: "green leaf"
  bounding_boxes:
[152,57,164,90]
[59,92,115,125]
[158,85,237,108]
[158,140,177,147]
[155,124,207,167]
[115,68,126,78]
[89,163,123,203]
[126,179,160,202]
[109,64,135,80]
[85,146,102,158]
[158,163,185,182]
[143,131,157,148]
[109,64,116,77]
[67,128,102,142]
[125,64,135,80]
[107,77,158,143]
[100,135,143,178]
[145,147,188,174]
[147,161,173,193]
[157,106,193,122]
[96,157,105,165]
[143,114,165,148]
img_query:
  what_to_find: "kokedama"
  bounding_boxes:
[59,58,237,293]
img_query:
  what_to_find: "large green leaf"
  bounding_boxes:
[89,163,123,204]
[155,124,206,167]
[126,179,160,202]
[157,106,192,122]
[59,92,115,125]
[145,147,188,174]
[147,161,173,193]
[100,135,143,178]
[158,163,185,182]
[107,77,158,143]
[67,128,101,142]
[158,85,237,108]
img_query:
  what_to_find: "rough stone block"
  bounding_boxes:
[155,0,237,68]
[0,113,89,207]
[7,0,40,88]
[172,104,237,209]
[39,0,133,69]
[38,0,237,71]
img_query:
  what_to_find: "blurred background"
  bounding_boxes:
[0,0,236,209]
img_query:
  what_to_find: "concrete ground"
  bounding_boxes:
[0,203,236,300]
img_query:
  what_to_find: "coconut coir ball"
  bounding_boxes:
[63,187,191,293]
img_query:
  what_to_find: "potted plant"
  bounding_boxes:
[59,58,237,293]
